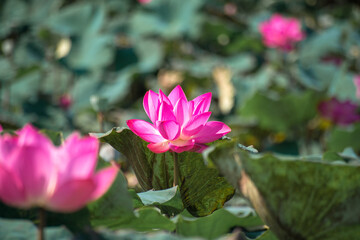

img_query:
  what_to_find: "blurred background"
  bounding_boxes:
[1,0,360,157]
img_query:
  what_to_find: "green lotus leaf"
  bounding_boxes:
[208,141,360,240]
[93,128,234,217]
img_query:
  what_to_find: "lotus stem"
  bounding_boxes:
[173,152,180,187]
[38,208,46,240]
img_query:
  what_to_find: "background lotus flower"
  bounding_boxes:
[127,85,231,153]
[318,98,360,126]
[259,14,305,51]
[0,124,117,212]
[59,94,72,110]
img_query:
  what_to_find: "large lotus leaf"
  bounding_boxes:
[233,66,274,107]
[0,57,16,82]
[294,63,338,91]
[240,91,320,132]
[86,167,177,231]
[1,0,62,33]
[93,128,234,217]
[178,151,235,217]
[45,3,104,35]
[0,202,90,233]
[98,229,200,240]
[174,54,254,78]
[176,206,264,240]
[299,28,341,63]
[133,39,164,72]
[209,141,360,240]
[203,140,242,188]
[91,128,166,190]
[13,37,45,67]
[255,231,279,240]
[130,0,204,39]
[98,68,134,104]
[327,123,360,152]
[70,72,102,111]
[299,23,358,64]
[206,141,360,240]
[0,0,27,37]
[137,186,184,216]
[88,167,134,228]
[64,33,114,70]
[109,207,176,232]
[327,63,358,102]
[239,154,360,240]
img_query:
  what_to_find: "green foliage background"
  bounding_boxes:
[1,0,360,239]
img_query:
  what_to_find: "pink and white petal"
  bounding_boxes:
[47,179,95,213]
[169,142,195,153]
[158,121,180,140]
[174,98,192,127]
[192,92,212,115]
[188,101,194,117]
[193,121,231,144]
[16,124,53,148]
[168,85,187,106]
[0,165,27,208]
[147,141,170,153]
[11,145,56,204]
[143,90,160,123]
[127,119,164,143]
[0,125,2,132]
[182,112,212,136]
[88,167,118,201]
[59,133,99,180]
[157,102,176,122]
[159,89,172,106]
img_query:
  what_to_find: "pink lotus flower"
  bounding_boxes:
[0,124,117,212]
[354,75,360,99]
[127,86,231,153]
[318,98,360,126]
[259,14,305,51]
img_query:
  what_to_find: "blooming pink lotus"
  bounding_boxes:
[127,86,231,153]
[354,75,360,99]
[259,14,305,51]
[0,124,117,212]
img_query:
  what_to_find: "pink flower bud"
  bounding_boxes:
[0,124,117,212]
[59,94,72,110]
